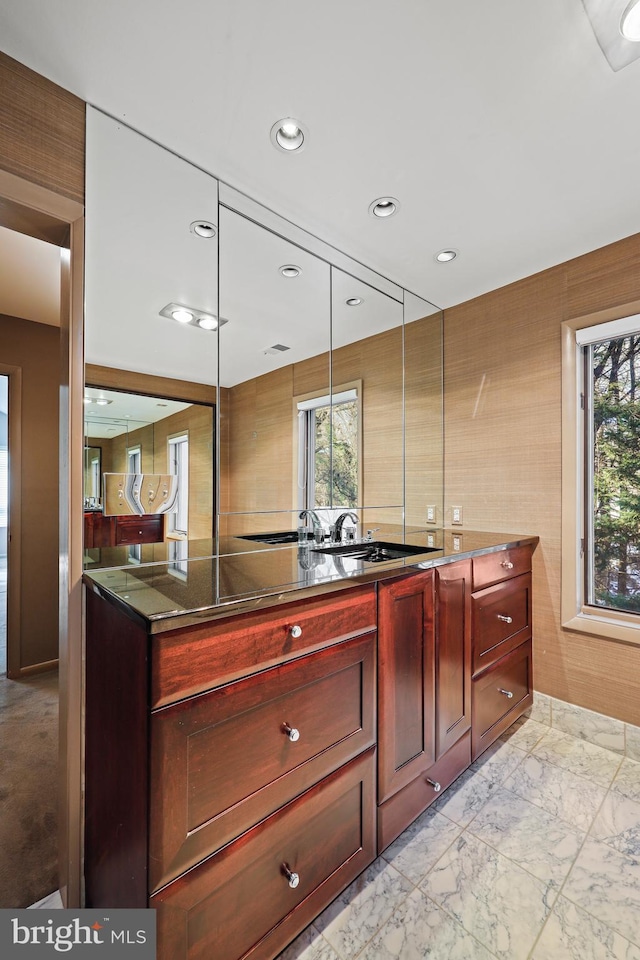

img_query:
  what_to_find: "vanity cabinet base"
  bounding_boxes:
[377,731,471,852]
[152,749,376,960]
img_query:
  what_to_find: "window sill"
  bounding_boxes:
[562,608,640,647]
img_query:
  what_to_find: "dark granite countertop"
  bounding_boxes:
[82,529,539,634]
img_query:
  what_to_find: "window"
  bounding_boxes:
[297,388,359,510]
[127,445,141,475]
[562,311,640,643]
[168,434,189,536]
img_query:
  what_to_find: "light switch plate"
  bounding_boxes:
[452,534,463,552]
[426,505,436,523]
[427,533,435,548]
[451,505,463,525]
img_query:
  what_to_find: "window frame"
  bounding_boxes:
[562,301,640,646]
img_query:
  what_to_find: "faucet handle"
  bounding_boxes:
[366,528,381,541]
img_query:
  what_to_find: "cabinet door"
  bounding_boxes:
[435,559,472,758]
[378,571,435,803]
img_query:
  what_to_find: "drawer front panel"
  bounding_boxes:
[472,641,532,760]
[472,545,532,591]
[152,583,377,707]
[152,749,376,960]
[378,731,471,852]
[472,573,531,675]
[150,633,376,891]
[115,515,164,545]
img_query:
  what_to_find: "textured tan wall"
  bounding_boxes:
[0,313,60,669]
[444,232,640,725]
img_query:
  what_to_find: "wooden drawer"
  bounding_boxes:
[152,749,376,960]
[472,573,531,676]
[472,545,532,591]
[115,515,164,545]
[149,633,376,891]
[378,730,471,852]
[151,583,377,707]
[472,641,532,760]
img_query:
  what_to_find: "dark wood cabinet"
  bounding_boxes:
[84,511,164,547]
[434,559,472,758]
[377,571,435,806]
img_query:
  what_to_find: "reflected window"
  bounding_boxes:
[168,434,189,535]
[297,389,358,509]
[127,444,141,474]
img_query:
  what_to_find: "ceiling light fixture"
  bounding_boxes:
[270,118,307,152]
[368,197,400,219]
[171,308,194,324]
[197,315,218,330]
[435,249,459,263]
[621,0,640,39]
[94,397,112,406]
[279,264,301,278]
[189,220,216,239]
[159,302,228,332]
[346,297,363,306]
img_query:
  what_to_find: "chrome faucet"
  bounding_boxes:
[332,511,359,542]
[299,509,323,537]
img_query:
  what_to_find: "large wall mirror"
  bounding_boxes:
[84,111,443,571]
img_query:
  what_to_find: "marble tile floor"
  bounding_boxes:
[278,717,640,960]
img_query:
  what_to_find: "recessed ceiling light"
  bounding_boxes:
[270,118,307,152]
[279,264,302,278]
[172,308,194,324]
[197,315,218,331]
[156,403,168,408]
[346,297,363,306]
[621,0,640,40]
[83,396,92,404]
[368,197,400,219]
[435,249,459,263]
[94,398,112,406]
[189,220,216,239]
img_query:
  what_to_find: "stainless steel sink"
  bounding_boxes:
[311,540,438,562]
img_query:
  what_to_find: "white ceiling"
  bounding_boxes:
[1,0,640,310]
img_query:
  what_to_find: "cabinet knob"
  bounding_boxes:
[426,777,441,793]
[498,688,514,699]
[497,614,513,624]
[282,723,300,742]
[289,624,303,638]
[281,863,300,889]
[501,560,514,570]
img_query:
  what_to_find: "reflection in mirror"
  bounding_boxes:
[331,268,403,523]
[218,207,330,536]
[404,292,444,530]
[82,387,214,566]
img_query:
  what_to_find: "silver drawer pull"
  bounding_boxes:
[498,688,514,699]
[289,624,303,638]
[282,863,300,889]
[282,723,300,742]
[501,560,514,569]
[426,778,441,792]
[497,614,513,623]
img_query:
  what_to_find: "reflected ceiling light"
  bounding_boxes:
[279,264,302,278]
[581,0,640,70]
[621,0,640,39]
[435,249,458,263]
[83,396,92,404]
[172,308,194,324]
[368,197,400,219]
[270,118,307,152]
[197,315,218,330]
[189,220,217,239]
[159,301,228,332]
[94,397,112,406]
[346,297,363,306]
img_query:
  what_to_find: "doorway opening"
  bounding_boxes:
[0,374,7,676]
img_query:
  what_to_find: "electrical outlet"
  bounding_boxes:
[451,505,463,525]
[427,533,435,548]
[426,505,436,523]
[452,534,463,552]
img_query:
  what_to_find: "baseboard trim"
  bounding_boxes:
[9,658,59,679]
